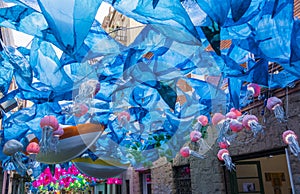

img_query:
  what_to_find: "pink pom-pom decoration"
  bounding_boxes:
[26,142,40,154]
[190,130,202,142]
[40,116,59,131]
[197,115,208,126]
[247,83,261,97]
[212,113,226,125]
[229,120,244,133]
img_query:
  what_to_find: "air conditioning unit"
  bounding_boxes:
[0,98,18,113]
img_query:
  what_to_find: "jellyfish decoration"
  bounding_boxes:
[229,119,244,133]
[218,140,230,149]
[3,139,27,176]
[39,115,60,153]
[266,97,286,123]
[179,146,205,159]
[212,113,233,142]
[193,115,209,131]
[117,111,131,129]
[75,79,100,107]
[242,115,264,137]
[190,130,202,142]
[26,142,40,168]
[217,149,235,171]
[282,130,300,158]
[51,126,64,153]
[230,108,242,117]
[241,83,261,106]
[72,103,89,117]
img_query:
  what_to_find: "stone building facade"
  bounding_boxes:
[127,83,300,194]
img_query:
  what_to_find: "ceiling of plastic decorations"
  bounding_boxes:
[0,0,299,181]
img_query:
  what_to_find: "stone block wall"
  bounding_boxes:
[151,158,175,194]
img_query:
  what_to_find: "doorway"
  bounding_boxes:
[227,149,293,194]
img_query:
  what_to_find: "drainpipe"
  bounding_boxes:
[285,148,295,194]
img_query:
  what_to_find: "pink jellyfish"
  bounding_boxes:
[179,147,205,159]
[217,149,235,171]
[26,142,40,167]
[266,97,286,122]
[226,111,237,119]
[118,111,131,128]
[219,140,230,149]
[213,113,234,143]
[73,103,89,117]
[230,108,242,117]
[242,115,263,136]
[3,139,27,176]
[40,115,59,153]
[229,119,244,133]
[51,126,64,152]
[282,130,300,158]
[190,130,202,142]
[194,115,209,130]
[241,83,261,106]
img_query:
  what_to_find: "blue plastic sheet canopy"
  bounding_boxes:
[0,0,299,170]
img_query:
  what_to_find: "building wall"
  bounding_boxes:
[170,85,300,194]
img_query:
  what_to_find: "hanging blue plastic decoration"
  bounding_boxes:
[104,0,201,44]
[195,0,230,26]
[230,0,252,22]
[36,0,102,55]
[200,19,220,55]
[228,78,241,110]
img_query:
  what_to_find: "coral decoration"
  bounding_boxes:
[242,115,263,136]
[73,103,89,117]
[31,164,102,193]
[197,115,208,126]
[190,130,202,142]
[217,149,235,171]
[282,130,300,158]
[212,113,226,125]
[229,120,244,133]
[40,116,59,131]
[266,97,286,122]
[179,146,205,159]
[247,83,261,97]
